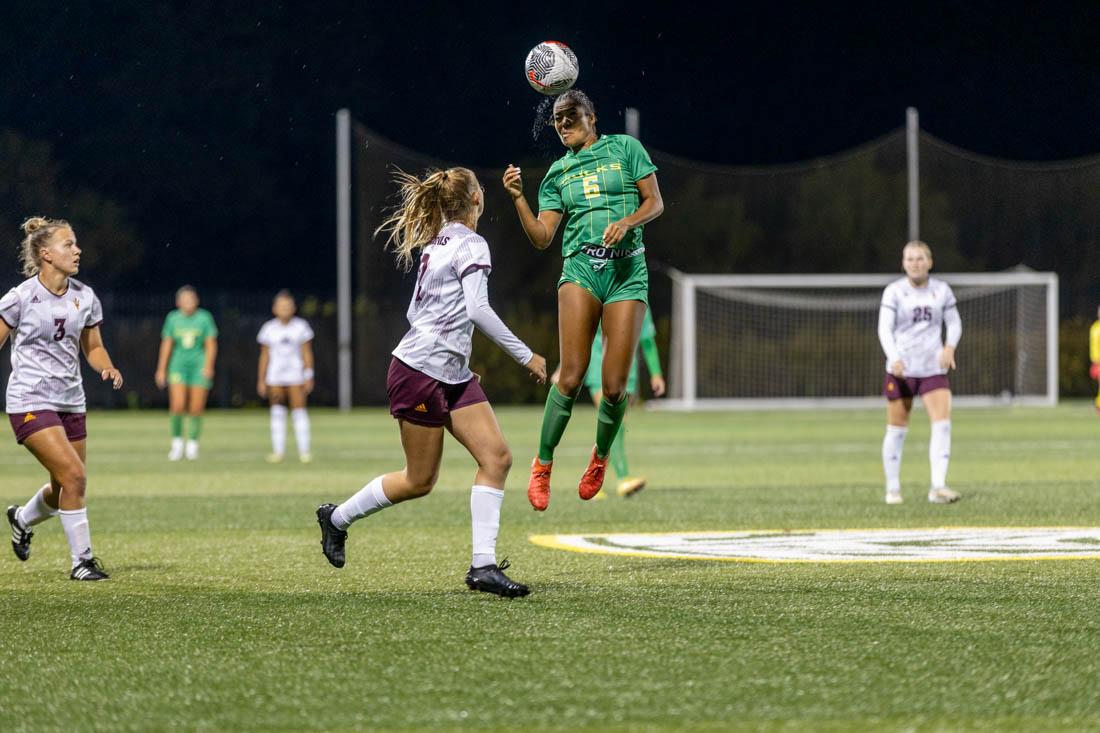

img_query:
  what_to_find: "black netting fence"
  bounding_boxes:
[5,117,1099,408]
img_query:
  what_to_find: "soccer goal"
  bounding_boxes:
[660,269,1059,410]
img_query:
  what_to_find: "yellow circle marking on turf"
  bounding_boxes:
[528,527,1100,563]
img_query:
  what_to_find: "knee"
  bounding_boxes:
[556,372,583,396]
[602,384,627,404]
[61,466,87,498]
[404,470,438,499]
[484,445,513,478]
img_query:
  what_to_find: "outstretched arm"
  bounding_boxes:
[461,269,545,382]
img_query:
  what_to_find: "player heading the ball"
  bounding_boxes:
[503,88,664,510]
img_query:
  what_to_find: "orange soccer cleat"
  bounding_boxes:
[528,459,552,511]
[578,447,609,501]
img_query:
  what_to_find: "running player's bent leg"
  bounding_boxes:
[446,401,511,568]
[15,482,57,529]
[330,420,443,530]
[24,429,93,568]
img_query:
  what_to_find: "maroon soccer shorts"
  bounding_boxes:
[9,410,87,444]
[883,373,950,401]
[386,358,488,427]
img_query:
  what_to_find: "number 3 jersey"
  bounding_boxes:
[878,276,962,378]
[392,221,532,384]
[0,276,104,412]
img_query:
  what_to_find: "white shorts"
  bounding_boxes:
[266,365,307,387]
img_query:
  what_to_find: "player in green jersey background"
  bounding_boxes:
[155,285,218,461]
[503,89,664,510]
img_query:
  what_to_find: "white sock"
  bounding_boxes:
[270,405,288,455]
[291,408,311,455]
[58,508,93,567]
[882,425,908,493]
[16,483,57,528]
[471,485,504,568]
[331,476,392,530]
[930,419,952,489]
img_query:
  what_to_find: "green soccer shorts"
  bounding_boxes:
[558,248,649,307]
[168,362,212,389]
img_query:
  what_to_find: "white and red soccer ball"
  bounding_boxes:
[525,41,579,95]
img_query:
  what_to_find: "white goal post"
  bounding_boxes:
[660,270,1059,410]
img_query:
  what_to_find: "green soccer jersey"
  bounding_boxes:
[162,308,218,368]
[538,134,658,257]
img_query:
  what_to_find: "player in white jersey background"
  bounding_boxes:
[877,241,963,505]
[316,166,546,597]
[257,290,315,463]
[2,217,123,581]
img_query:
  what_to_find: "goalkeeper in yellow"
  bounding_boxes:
[1091,306,1100,413]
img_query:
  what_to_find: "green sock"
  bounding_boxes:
[188,416,203,441]
[609,423,629,478]
[595,397,628,459]
[170,413,183,438]
[537,385,577,463]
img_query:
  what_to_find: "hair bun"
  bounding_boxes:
[21,217,49,234]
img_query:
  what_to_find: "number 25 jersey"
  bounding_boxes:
[879,276,958,378]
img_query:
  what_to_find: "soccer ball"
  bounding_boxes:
[525,41,579,95]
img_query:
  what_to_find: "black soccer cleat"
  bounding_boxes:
[316,503,347,568]
[7,505,33,562]
[70,557,109,581]
[465,559,530,598]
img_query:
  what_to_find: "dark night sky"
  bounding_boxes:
[1,1,1098,291]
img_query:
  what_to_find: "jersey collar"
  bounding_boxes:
[565,134,607,158]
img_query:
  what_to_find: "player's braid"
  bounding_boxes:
[18,216,70,277]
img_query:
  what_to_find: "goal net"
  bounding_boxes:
[662,270,1058,410]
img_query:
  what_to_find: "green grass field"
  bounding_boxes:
[3,404,1100,732]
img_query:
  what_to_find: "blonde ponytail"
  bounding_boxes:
[19,216,70,277]
[375,167,478,271]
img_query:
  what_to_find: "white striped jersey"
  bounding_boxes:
[1,276,104,412]
[879,276,959,378]
[392,221,530,384]
[257,316,314,386]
